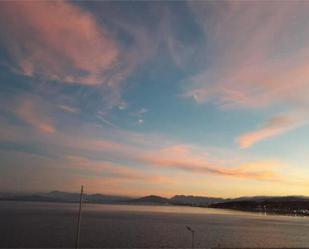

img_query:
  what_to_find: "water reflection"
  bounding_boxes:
[1,201,309,248]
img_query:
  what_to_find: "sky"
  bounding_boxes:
[1,1,309,198]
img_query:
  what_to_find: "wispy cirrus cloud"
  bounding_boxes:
[0,1,118,86]
[181,1,309,146]
[0,149,175,195]
[16,97,55,134]
[0,1,183,112]
[65,155,156,181]
[2,106,309,196]
[134,145,283,182]
[184,1,309,109]
[0,111,285,183]
[237,114,307,148]
[58,105,79,114]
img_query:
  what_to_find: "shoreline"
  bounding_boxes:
[2,198,309,218]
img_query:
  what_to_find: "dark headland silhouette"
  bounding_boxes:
[1,191,309,216]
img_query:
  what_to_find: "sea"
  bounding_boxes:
[1,201,309,248]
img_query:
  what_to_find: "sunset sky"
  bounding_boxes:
[1,1,309,197]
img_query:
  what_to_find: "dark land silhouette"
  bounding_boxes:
[1,191,309,216]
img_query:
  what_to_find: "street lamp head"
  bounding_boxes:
[186,226,194,233]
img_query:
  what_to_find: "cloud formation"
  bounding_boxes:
[0,111,284,183]
[237,114,306,148]
[2,107,309,196]
[16,97,55,134]
[0,1,118,85]
[135,145,282,181]
[185,2,309,108]
[1,2,309,196]
[58,105,79,114]
[182,1,309,146]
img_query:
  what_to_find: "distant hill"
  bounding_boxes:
[170,195,226,206]
[0,191,132,204]
[43,191,80,201]
[127,194,227,206]
[45,191,130,203]
[128,195,170,205]
[209,196,309,216]
[0,194,63,203]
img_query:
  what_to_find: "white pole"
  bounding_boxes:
[75,185,83,249]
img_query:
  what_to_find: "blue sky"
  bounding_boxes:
[0,1,309,197]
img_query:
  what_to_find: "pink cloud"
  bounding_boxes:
[237,114,306,148]
[0,1,118,85]
[185,2,309,109]
[1,149,307,196]
[185,53,309,109]
[0,149,177,195]
[65,155,155,181]
[16,97,55,134]
[134,145,282,181]
[0,114,284,182]
[182,2,309,145]
[58,105,79,114]
[4,113,309,196]
[0,99,299,185]
[0,105,130,153]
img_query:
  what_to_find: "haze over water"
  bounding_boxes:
[1,201,309,248]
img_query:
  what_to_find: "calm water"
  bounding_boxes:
[1,201,309,248]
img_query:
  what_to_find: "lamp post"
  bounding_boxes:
[186,226,195,248]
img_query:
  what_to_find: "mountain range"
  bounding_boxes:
[1,191,309,215]
[0,191,131,204]
[0,191,232,206]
